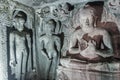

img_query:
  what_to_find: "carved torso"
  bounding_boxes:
[39,35,59,52]
[11,31,30,56]
[82,33,103,50]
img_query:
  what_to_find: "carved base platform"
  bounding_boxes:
[57,58,120,80]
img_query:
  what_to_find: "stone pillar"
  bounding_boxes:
[0,23,8,80]
[0,1,10,80]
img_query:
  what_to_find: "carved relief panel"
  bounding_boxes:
[7,0,36,80]
[0,0,120,80]
[33,1,120,80]
[57,1,120,80]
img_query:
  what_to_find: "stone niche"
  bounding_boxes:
[1,0,120,80]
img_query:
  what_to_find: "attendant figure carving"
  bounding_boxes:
[9,10,33,80]
[39,19,61,80]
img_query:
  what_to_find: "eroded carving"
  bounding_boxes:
[39,19,61,80]
[9,10,33,80]
[57,1,120,80]
[67,6,113,62]
[1,0,119,80]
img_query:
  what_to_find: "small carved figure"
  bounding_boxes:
[68,6,113,62]
[39,19,61,80]
[9,10,33,80]
[53,2,74,21]
[40,6,50,18]
[107,0,120,15]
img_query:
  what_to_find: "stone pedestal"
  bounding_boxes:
[57,58,120,80]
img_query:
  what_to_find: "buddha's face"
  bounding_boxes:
[80,13,94,30]
[80,14,94,32]
[13,17,25,32]
[78,8,96,33]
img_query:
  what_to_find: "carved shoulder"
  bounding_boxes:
[26,33,31,37]
[9,32,15,38]
[71,29,84,40]
[101,29,109,36]
[94,28,109,36]
[54,36,60,40]
[39,35,47,42]
[10,32,14,36]
[74,29,83,35]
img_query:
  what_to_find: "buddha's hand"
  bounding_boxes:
[9,59,16,68]
[86,40,96,51]
[79,39,88,50]
[80,40,98,59]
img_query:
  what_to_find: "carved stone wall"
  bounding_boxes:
[0,0,120,80]
[0,0,10,80]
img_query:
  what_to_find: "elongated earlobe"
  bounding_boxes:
[94,16,98,27]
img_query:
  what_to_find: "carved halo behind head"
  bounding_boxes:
[73,5,97,29]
